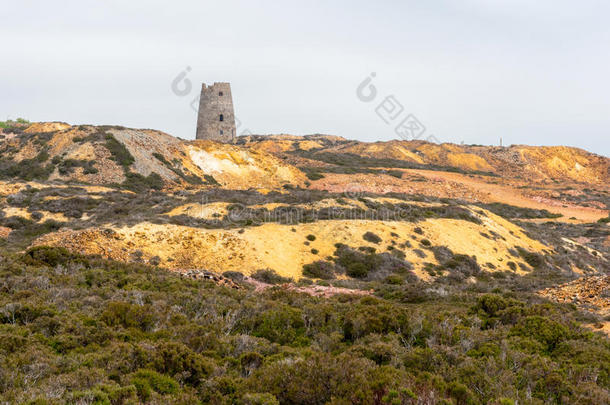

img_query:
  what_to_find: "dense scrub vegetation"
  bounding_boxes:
[0,126,100,182]
[0,149,55,181]
[0,118,29,130]
[0,247,608,404]
[152,152,205,186]
[478,203,563,220]
[302,243,417,282]
[300,165,404,179]
[292,150,499,177]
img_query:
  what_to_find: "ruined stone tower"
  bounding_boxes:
[196,82,236,143]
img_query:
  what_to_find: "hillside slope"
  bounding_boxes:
[241,137,609,185]
[0,122,306,190]
[31,205,548,279]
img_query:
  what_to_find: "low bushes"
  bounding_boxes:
[122,172,164,192]
[104,134,134,167]
[516,247,545,268]
[302,261,336,279]
[304,170,325,181]
[509,316,574,353]
[0,248,607,404]
[101,301,156,331]
[55,157,98,175]
[130,369,179,400]
[363,231,382,244]
[480,202,563,219]
[251,269,292,284]
[302,243,415,281]
[0,150,54,181]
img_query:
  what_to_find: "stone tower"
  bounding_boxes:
[196,82,236,143]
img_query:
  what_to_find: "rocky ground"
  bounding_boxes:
[540,275,610,336]
[540,275,609,316]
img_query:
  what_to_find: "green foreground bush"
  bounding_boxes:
[0,247,608,404]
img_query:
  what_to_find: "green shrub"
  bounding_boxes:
[132,377,152,401]
[23,246,74,267]
[467,342,501,358]
[332,244,414,280]
[305,171,325,181]
[251,269,292,284]
[243,392,280,405]
[482,202,564,219]
[2,215,34,230]
[204,174,220,185]
[0,150,54,181]
[252,306,307,346]
[384,274,404,285]
[152,152,203,185]
[68,389,111,405]
[18,219,64,239]
[386,170,403,178]
[152,152,168,164]
[447,381,478,405]
[302,261,335,279]
[240,352,264,376]
[516,247,545,268]
[0,118,28,130]
[150,341,214,385]
[104,134,134,167]
[509,316,573,353]
[0,303,55,326]
[306,234,317,241]
[122,172,164,192]
[444,254,480,276]
[363,231,382,244]
[55,158,98,175]
[101,301,156,331]
[131,369,179,395]
[346,262,368,278]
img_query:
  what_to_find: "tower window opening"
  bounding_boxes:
[220,130,224,135]
[219,91,223,96]
[219,114,224,122]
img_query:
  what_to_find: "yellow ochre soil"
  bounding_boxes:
[32,206,546,280]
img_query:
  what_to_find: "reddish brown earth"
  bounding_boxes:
[176,269,372,297]
[540,275,610,336]
[243,276,372,297]
[540,275,609,315]
[309,170,607,223]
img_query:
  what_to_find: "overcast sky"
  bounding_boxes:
[2,0,609,156]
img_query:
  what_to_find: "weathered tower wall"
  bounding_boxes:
[196,82,236,143]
